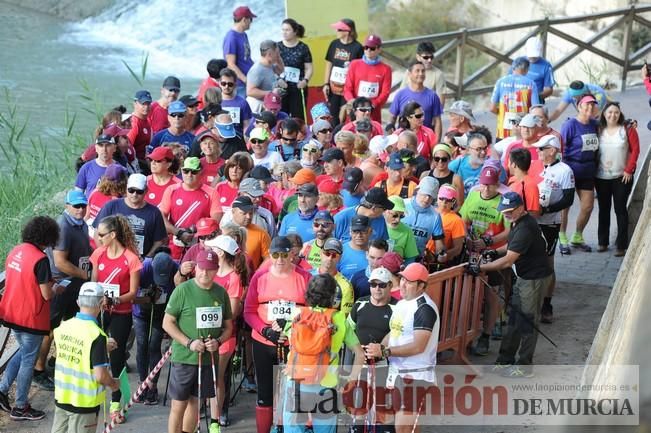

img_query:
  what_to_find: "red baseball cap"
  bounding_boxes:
[263,92,282,110]
[233,6,256,20]
[147,146,174,161]
[195,249,219,271]
[330,20,352,32]
[479,166,499,185]
[378,252,404,274]
[195,218,219,237]
[399,263,429,283]
[319,178,341,195]
[364,34,382,48]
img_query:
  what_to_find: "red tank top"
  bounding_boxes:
[93,248,139,314]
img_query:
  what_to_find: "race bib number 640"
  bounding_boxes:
[196,306,222,329]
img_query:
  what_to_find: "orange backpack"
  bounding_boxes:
[287,307,337,384]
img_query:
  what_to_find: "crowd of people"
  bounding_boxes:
[0,5,648,433]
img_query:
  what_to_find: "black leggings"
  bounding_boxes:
[252,339,287,407]
[101,312,133,403]
[595,177,632,249]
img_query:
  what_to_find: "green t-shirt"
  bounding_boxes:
[459,191,509,240]
[165,279,233,365]
[387,222,420,260]
[279,195,299,222]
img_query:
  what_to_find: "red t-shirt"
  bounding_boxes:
[145,175,181,207]
[90,247,142,314]
[127,115,152,160]
[214,181,239,212]
[147,102,169,135]
[197,76,219,110]
[508,175,541,214]
[200,157,225,186]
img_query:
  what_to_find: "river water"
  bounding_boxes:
[0,0,283,144]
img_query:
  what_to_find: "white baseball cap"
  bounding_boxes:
[205,235,240,256]
[369,267,392,284]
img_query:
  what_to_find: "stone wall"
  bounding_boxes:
[3,0,114,20]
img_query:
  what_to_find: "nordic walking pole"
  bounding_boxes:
[197,348,203,433]
[208,335,220,431]
[300,87,308,121]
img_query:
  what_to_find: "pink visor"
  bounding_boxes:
[330,21,351,32]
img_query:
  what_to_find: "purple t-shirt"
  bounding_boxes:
[75,160,108,198]
[560,117,599,180]
[389,87,442,128]
[222,96,253,134]
[222,29,253,86]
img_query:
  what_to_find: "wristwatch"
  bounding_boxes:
[186,339,194,350]
[381,345,392,359]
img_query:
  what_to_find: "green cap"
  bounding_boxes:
[388,195,406,213]
[432,143,453,157]
[250,127,270,141]
[182,157,202,171]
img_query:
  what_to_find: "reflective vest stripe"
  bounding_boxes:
[54,380,104,397]
[54,364,96,382]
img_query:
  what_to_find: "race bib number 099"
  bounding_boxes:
[196,306,222,329]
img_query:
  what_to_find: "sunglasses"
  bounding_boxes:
[271,252,290,259]
[198,232,218,242]
[364,46,377,51]
[169,113,185,118]
[352,229,367,235]
[304,147,319,154]
[313,221,333,228]
[389,212,404,219]
[433,156,449,163]
[419,55,434,60]
[167,88,180,93]
[97,231,113,238]
[127,188,145,195]
[538,146,554,151]
[255,119,267,124]
[410,113,424,119]
[439,197,455,203]
[250,139,266,144]
[220,82,235,87]
[322,250,340,258]
[281,136,297,143]
[182,168,201,174]
[71,203,87,209]
[357,107,372,113]
[318,129,332,134]
[370,282,389,288]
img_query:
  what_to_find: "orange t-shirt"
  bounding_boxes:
[508,175,541,214]
[244,223,271,269]
[440,210,466,250]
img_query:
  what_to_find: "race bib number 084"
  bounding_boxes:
[267,300,296,321]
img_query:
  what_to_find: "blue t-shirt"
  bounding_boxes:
[526,58,554,95]
[351,268,371,299]
[334,206,389,243]
[341,190,363,208]
[93,198,167,257]
[222,96,252,135]
[403,198,444,254]
[338,242,369,280]
[278,210,316,242]
[561,83,608,111]
[389,87,442,128]
[75,160,107,198]
[133,257,177,319]
[490,74,540,106]
[560,118,599,179]
[222,29,253,86]
[148,129,195,154]
[449,156,483,197]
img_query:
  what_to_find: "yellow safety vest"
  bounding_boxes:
[53,317,107,408]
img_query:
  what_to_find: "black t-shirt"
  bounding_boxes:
[35,257,52,284]
[507,213,553,279]
[350,296,397,346]
[351,269,370,299]
[278,41,313,83]
[325,39,364,67]
[188,135,247,161]
[50,213,92,280]
[55,332,108,414]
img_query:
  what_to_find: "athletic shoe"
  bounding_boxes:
[491,362,511,373]
[210,422,221,433]
[243,377,257,393]
[558,243,571,255]
[134,384,146,404]
[33,372,55,391]
[144,388,159,406]
[614,249,626,257]
[10,404,46,421]
[474,334,490,356]
[219,411,230,426]
[501,365,534,378]
[110,402,125,424]
[570,241,592,252]
[541,303,553,324]
[597,245,608,252]
[0,390,11,413]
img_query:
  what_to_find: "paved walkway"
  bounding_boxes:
[3,86,650,433]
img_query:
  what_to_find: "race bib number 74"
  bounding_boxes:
[196,306,223,329]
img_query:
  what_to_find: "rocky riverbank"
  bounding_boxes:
[2,0,113,20]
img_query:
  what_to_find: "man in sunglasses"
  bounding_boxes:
[344,34,392,124]
[159,158,222,260]
[230,196,271,269]
[316,147,347,187]
[384,196,419,263]
[311,238,354,315]
[341,97,383,137]
[300,210,336,269]
[93,173,167,259]
[250,127,283,170]
[218,177,276,237]
[148,100,195,155]
[339,216,383,280]
[149,75,182,134]
[334,187,393,243]
[219,67,252,135]
[196,58,227,110]
[279,183,320,242]
[128,90,153,161]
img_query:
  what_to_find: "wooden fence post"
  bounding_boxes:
[455,29,467,99]
[541,17,549,58]
[621,6,634,91]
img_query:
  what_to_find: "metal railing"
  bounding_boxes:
[382,4,651,98]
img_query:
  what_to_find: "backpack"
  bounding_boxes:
[287,307,337,384]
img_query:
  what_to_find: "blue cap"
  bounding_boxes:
[497,191,524,212]
[152,252,177,288]
[66,190,88,206]
[314,210,334,223]
[387,152,405,170]
[168,101,187,115]
[215,119,236,139]
[134,90,152,103]
[512,56,530,70]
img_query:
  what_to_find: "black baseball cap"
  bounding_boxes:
[363,187,394,210]
[323,238,343,254]
[270,236,292,253]
[253,111,276,127]
[179,94,198,107]
[351,215,370,231]
[250,165,274,184]
[232,196,255,212]
[297,183,319,197]
[342,167,363,193]
[162,76,181,91]
[321,148,345,162]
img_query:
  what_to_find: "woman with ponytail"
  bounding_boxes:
[278,18,313,120]
[90,214,143,424]
[205,235,249,428]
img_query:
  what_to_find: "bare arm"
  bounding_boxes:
[433,116,442,140]
[144,240,164,259]
[39,282,55,301]
[489,102,498,114]
[53,249,87,280]
[480,249,520,273]
[387,329,432,357]
[226,54,246,83]
[94,366,119,391]
[549,101,569,122]
[540,86,553,99]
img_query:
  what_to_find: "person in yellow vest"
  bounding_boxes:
[51,282,119,433]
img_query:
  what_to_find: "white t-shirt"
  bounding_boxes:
[537,160,575,225]
[252,151,284,171]
[597,126,628,180]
